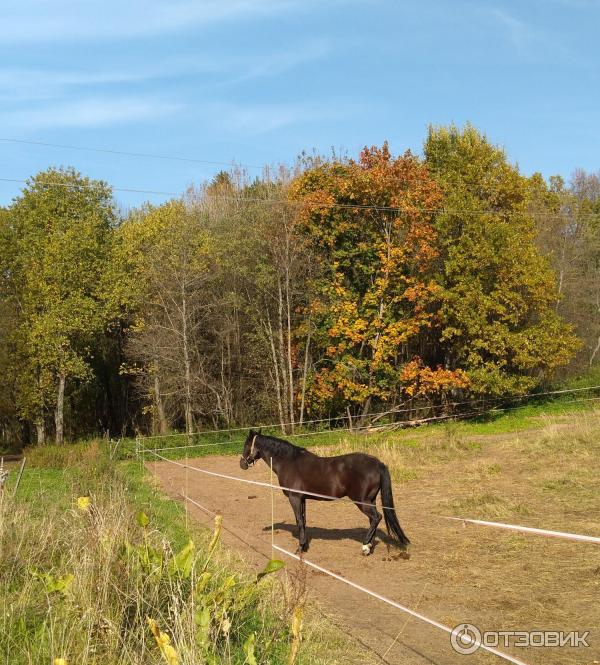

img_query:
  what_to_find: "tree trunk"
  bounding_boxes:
[35,418,46,446]
[277,277,290,433]
[154,375,168,435]
[55,372,66,445]
[181,284,193,436]
[265,314,285,429]
[360,395,372,426]
[590,334,600,367]
[285,262,295,433]
[299,317,312,426]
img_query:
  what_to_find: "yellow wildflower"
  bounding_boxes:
[208,514,222,555]
[147,617,179,665]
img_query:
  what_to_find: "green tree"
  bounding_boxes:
[290,144,469,417]
[530,170,600,369]
[0,207,20,446]
[109,200,213,435]
[424,124,579,394]
[9,168,115,444]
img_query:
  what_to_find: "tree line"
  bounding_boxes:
[1,124,599,447]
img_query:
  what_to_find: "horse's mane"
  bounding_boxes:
[258,434,307,459]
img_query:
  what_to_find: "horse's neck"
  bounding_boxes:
[259,440,289,476]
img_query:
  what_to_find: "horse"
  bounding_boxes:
[239,429,410,556]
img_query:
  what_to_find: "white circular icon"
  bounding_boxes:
[451,623,482,655]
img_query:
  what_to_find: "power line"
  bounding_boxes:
[1,175,598,220]
[0,137,263,170]
[0,172,598,219]
[0,177,178,198]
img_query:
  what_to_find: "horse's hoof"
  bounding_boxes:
[362,544,372,556]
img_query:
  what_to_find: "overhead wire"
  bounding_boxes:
[0,137,264,169]
[0,174,598,220]
[136,383,600,444]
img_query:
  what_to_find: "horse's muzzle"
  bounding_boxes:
[239,457,249,470]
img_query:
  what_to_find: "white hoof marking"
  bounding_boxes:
[362,543,372,555]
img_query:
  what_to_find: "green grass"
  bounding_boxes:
[443,396,594,435]
[561,364,600,389]
[114,385,600,466]
[1,445,353,665]
[0,440,355,665]
[120,461,192,550]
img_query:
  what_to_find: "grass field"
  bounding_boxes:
[114,378,600,464]
[313,407,600,663]
[140,399,600,664]
[3,380,599,664]
[0,442,357,665]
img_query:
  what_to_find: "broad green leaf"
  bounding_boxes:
[168,539,195,579]
[257,558,285,581]
[136,511,149,528]
[243,633,257,665]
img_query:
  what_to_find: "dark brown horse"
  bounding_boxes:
[239,430,410,555]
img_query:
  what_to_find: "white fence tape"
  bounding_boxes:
[137,384,600,442]
[141,395,600,454]
[144,449,398,510]
[145,449,596,664]
[445,517,600,545]
[273,544,529,665]
[145,449,600,545]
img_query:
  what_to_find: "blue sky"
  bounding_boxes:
[1,0,598,208]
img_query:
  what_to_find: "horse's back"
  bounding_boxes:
[281,450,381,499]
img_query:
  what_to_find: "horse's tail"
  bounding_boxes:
[379,463,410,547]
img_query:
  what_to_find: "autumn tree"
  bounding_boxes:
[0,207,20,446]
[7,168,115,444]
[424,124,579,394]
[109,200,214,435]
[290,144,469,417]
[570,170,600,366]
[530,170,600,369]
[195,171,311,431]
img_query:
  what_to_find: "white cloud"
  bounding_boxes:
[0,38,331,103]
[0,68,163,103]
[1,97,182,130]
[485,6,577,62]
[199,101,345,136]
[213,39,332,89]
[0,0,305,43]
[488,8,534,50]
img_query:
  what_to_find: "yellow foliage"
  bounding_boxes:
[147,617,179,665]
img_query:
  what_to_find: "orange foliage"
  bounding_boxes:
[290,144,451,411]
[400,359,470,398]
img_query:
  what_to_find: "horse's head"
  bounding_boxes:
[240,429,261,469]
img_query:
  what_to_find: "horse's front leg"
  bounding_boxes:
[289,493,308,553]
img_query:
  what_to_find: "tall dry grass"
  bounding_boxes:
[0,448,354,664]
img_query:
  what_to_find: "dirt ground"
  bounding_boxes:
[148,424,600,665]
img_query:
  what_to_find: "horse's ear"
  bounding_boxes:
[248,428,255,436]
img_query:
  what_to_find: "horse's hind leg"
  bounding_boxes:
[357,502,381,556]
[289,494,308,553]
